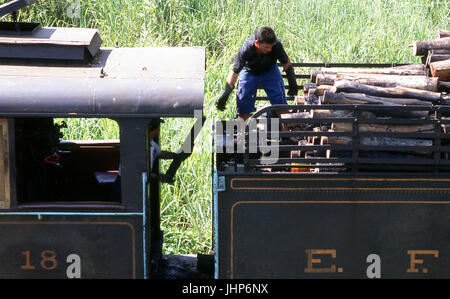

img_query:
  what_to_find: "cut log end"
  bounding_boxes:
[430,59,450,81]
[412,42,422,56]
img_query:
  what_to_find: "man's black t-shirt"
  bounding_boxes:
[232,35,289,75]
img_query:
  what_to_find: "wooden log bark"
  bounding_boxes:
[303,83,317,93]
[280,112,311,128]
[430,59,450,80]
[316,73,439,91]
[429,53,450,63]
[410,37,450,56]
[324,92,430,118]
[294,96,306,105]
[333,79,441,103]
[291,140,314,159]
[323,91,432,106]
[327,136,433,147]
[331,122,434,133]
[437,29,450,39]
[318,66,427,76]
[394,63,428,70]
[314,84,334,96]
[439,81,450,93]
[311,64,427,82]
[435,49,450,54]
[311,109,376,118]
[315,73,335,86]
[322,91,367,104]
[308,127,321,145]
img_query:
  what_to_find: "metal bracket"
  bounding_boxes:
[163,114,205,182]
[0,0,39,18]
[217,176,226,192]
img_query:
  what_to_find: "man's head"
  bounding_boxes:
[254,26,277,54]
[149,118,164,139]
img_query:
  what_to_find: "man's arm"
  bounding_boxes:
[227,70,239,88]
[281,58,292,72]
[159,150,178,160]
[216,70,239,111]
[283,57,298,96]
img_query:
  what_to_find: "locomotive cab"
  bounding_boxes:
[0,1,206,278]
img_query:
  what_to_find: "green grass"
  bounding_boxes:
[8,0,450,254]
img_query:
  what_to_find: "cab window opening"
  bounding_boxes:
[15,117,121,205]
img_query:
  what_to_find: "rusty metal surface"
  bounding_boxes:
[0,47,205,117]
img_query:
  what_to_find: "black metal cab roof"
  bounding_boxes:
[0,46,205,118]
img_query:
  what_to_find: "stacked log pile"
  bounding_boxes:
[412,29,450,91]
[285,29,450,168]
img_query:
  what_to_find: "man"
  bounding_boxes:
[216,26,298,120]
[115,118,187,188]
[147,118,189,184]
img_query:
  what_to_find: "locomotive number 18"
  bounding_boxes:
[20,250,81,278]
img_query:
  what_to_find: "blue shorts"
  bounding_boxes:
[236,64,287,114]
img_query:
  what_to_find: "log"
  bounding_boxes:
[341,92,431,106]
[318,66,427,76]
[323,92,430,118]
[311,109,353,118]
[437,29,450,39]
[306,93,319,105]
[393,63,428,70]
[307,87,317,98]
[327,136,433,147]
[308,127,321,145]
[311,109,376,119]
[439,81,450,93]
[280,112,311,128]
[333,79,441,103]
[311,64,427,82]
[331,122,434,133]
[303,83,317,93]
[316,73,439,91]
[323,91,432,106]
[423,50,450,67]
[429,53,450,63]
[314,84,334,96]
[294,96,306,105]
[290,140,313,159]
[433,49,450,54]
[322,91,367,104]
[315,73,335,86]
[410,37,450,56]
[430,59,450,80]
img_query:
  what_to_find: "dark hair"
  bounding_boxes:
[149,118,164,131]
[255,27,277,44]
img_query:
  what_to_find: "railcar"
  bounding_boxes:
[213,69,450,278]
[3,0,450,280]
[0,0,205,279]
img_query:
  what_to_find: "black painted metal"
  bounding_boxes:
[0,214,144,278]
[0,0,38,18]
[0,47,205,117]
[215,172,450,278]
[0,21,41,35]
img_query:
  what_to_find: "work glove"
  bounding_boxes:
[216,83,234,111]
[285,66,298,96]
